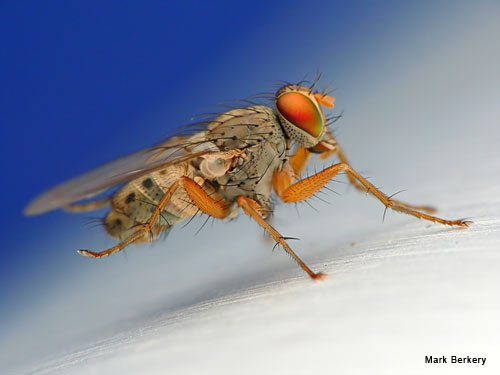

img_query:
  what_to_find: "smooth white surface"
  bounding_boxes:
[21,219,500,375]
[22,169,500,375]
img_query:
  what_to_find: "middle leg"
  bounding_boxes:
[237,196,327,280]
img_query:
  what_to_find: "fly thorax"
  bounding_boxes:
[199,150,249,179]
[200,158,230,179]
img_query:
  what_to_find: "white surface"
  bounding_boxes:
[3,4,500,374]
[21,168,500,375]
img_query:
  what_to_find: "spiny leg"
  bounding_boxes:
[310,128,436,214]
[290,146,311,177]
[177,176,229,219]
[272,146,310,198]
[277,163,471,227]
[334,146,436,214]
[237,196,327,280]
[78,176,230,258]
[78,180,182,258]
[63,197,110,213]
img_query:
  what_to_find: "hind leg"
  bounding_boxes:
[78,176,231,258]
[78,181,183,257]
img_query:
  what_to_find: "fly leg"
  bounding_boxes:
[273,162,471,227]
[272,146,311,198]
[335,146,436,213]
[313,129,436,213]
[181,180,324,280]
[78,177,230,258]
[78,180,182,257]
[63,197,110,213]
[236,196,327,280]
[177,176,230,219]
[289,146,311,177]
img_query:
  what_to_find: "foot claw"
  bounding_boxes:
[460,220,474,228]
[77,249,96,257]
[311,272,328,281]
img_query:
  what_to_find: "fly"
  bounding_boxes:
[24,78,472,280]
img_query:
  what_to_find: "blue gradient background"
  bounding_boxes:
[1,1,499,372]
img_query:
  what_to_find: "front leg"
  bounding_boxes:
[273,162,471,227]
[272,146,311,199]
[334,146,437,214]
[307,128,437,214]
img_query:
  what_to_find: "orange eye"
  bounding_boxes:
[276,92,323,137]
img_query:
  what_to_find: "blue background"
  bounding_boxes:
[1,0,422,302]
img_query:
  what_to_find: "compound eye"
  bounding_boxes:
[276,92,323,137]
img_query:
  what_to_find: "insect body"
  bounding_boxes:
[104,106,283,243]
[25,81,471,280]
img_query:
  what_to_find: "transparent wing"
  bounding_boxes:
[25,103,278,216]
[24,135,207,216]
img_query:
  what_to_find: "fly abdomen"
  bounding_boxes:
[104,177,181,241]
[104,162,213,241]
